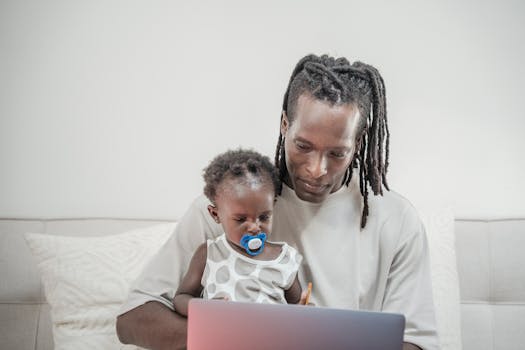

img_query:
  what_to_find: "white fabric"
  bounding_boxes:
[25,223,176,350]
[274,184,439,350]
[418,206,462,350]
[201,234,302,303]
[121,179,439,349]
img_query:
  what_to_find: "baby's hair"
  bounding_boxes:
[203,149,281,203]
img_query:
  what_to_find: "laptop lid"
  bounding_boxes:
[187,299,405,350]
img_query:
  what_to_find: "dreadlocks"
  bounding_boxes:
[274,54,390,228]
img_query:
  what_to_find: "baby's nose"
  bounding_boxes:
[246,222,260,234]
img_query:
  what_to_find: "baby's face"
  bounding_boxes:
[210,177,275,250]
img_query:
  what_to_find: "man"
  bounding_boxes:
[116,54,438,350]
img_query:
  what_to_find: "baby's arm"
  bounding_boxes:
[172,243,207,317]
[284,275,302,304]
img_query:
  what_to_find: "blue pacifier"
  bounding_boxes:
[240,232,267,256]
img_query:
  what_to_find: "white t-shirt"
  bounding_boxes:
[120,178,438,349]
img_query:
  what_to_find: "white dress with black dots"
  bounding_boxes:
[201,234,302,304]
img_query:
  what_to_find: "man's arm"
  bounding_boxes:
[382,204,439,350]
[115,195,222,349]
[403,342,422,350]
[116,301,187,350]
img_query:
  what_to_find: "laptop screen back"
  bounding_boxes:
[187,299,405,350]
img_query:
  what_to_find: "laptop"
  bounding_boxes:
[187,299,405,350]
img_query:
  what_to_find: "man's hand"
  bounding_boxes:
[116,301,187,350]
[403,342,422,350]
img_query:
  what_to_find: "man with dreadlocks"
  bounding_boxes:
[117,54,438,350]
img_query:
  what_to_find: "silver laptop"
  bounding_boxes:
[187,299,405,350]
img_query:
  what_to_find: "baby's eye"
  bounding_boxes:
[235,217,247,223]
[259,214,270,222]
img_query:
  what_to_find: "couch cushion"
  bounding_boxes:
[0,303,40,349]
[25,223,175,350]
[37,303,54,350]
[456,219,525,350]
[490,220,525,302]
[460,303,525,350]
[44,219,171,237]
[0,220,45,303]
[419,207,461,350]
[493,304,525,349]
[460,303,493,350]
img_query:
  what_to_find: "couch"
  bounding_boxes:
[1,217,524,349]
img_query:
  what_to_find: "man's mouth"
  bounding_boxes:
[298,179,327,194]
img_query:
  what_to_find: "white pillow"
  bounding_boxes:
[417,207,462,350]
[25,223,176,350]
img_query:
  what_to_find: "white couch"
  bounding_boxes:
[1,217,524,349]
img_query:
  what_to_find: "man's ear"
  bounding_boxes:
[207,205,220,224]
[280,111,289,137]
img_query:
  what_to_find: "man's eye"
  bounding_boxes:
[330,151,348,158]
[296,143,310,151]
[330,152,346,158]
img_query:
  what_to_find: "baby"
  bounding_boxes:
[173,149,303,316]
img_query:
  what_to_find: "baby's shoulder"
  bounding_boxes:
[264,241,284,260]
[267,241,302,265]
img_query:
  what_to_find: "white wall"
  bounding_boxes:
[1,0,524,220]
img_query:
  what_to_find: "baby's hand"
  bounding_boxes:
[298,282,314,306]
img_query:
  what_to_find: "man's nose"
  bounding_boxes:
[305,154,328,179]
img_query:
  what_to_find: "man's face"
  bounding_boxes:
[208,177,275,249]
[281,94,361,203]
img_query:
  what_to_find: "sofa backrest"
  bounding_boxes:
[455,219,525,350]
[0,218,170,350]
[1,218,524,350]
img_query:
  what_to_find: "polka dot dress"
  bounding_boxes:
[201,234,302,304]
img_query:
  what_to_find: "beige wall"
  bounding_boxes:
[1,0,524,220]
